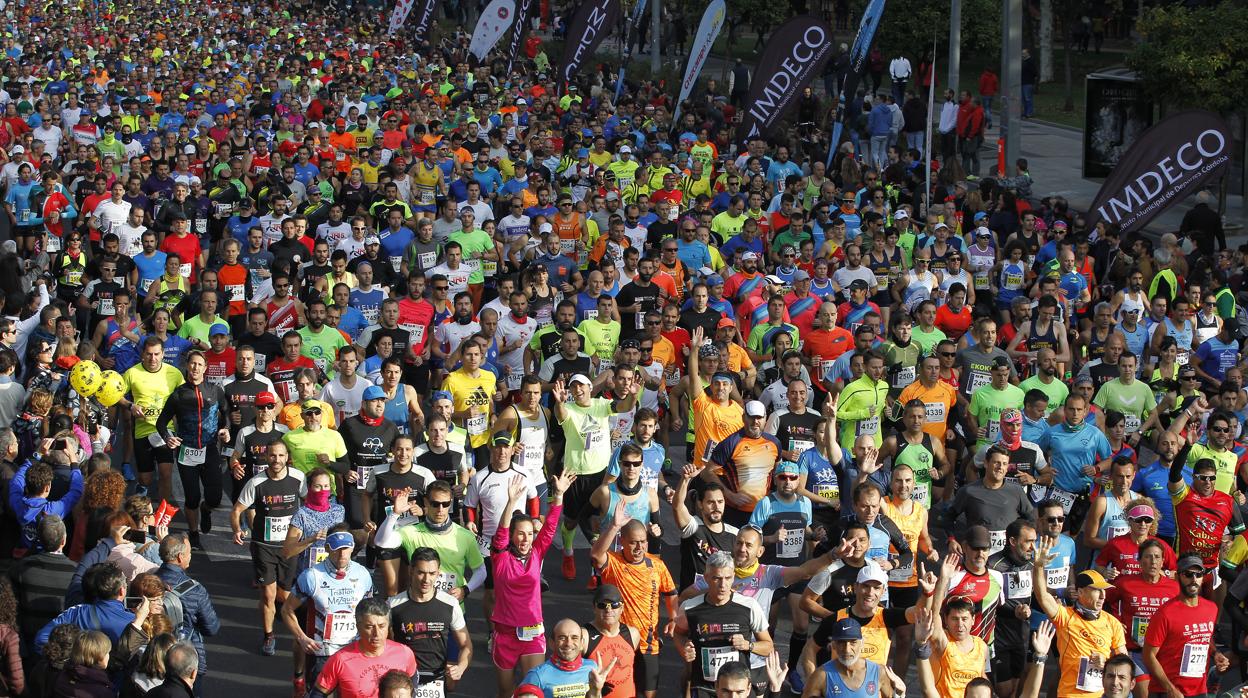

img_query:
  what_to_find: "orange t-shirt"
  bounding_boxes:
[803,327,854,390]
[217,263,249,317]
[597,550,676,654]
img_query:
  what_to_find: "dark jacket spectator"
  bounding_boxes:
[143,642,197,698]
[155,535,219,675]
[9,514,75,644]
[50,630,113,698]
[0,577,23,698]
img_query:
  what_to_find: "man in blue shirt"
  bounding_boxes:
[764,146,802,189]
[1194,321,1239,389]
[518,618,602,697]
[1130,430,1191,543]
[1047,394,1112,498]
[675,223,712,274]
[866,100,893,171]
[36,562,134,651]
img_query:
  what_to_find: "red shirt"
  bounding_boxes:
[204,347,236,387]
[315,640,417,698]
[1103,573,1178,651]
[1095,535,1176,578]
[267,355,317,403]
[803,328,854,391]
[159,232,204,280]
[935,304,973,340]
[396,297,436,356]
[661,327,691,366]
[1143,596,1218,694]
[1174,483,1239,567]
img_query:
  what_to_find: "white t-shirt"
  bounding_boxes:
[464,467,536,554]
[498,213,531,240]
[93,199,132,236]
[116,222,146,257]
[495,313,537,377]
[426,263,470,295]
[318,376,375,423]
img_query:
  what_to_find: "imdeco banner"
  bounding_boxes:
[505,0,533,72]
[826,0,887,166]
[734,16,834,143]
[409,0,438,44]
[557,0,621,88]
[1086,109,1232,233]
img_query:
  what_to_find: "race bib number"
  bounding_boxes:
[821,360,836,382]
[888,556,914,583]
[701,439,718,464]
[1049,488,1077,515]
[1007,570,1032,599]
[857,416,880,436]
[700,646,738,682]
[636,312,646,330]
[466,413,487,435]
[892,365,916,389]
[46,234,61,252]
[1045,565,1070,590]
[178,446,206,466]
[324,611,357,644]
[355,465,374,490]
[226,284,245,303]
[974,271,990,290]
[989,529,1007,555]
[986,420,1001,443]
[179,262,192,279]
[968,371,991,394]
[97,297,115,316]
[874,272,889,290]
[559,239,575,255]
[413,680,444,698]
[925,402,946,423]
[1076,658,1103,693]
[1177,350,1190,366]
[1180,643,1208,678]
[418,251,437,270]
[477,533,490,556]
[388,255,402,274]
[264,515,292,542]
[815,484,840,508]
[482,260,497,277]
[1124,414,1141,434]
[583,427,604,451]
[140,277,155,293]
[195,219,207,235]
[505,371,522,391]
[435,571,458,594]
[516,623,544,642]
[788,439,815,458]
[1131,616,1149,645]
[1108,525,1128,540]
[910,484,930,508]
[777,528,803,559]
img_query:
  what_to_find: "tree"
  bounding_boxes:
[1126,3,1248,114]
[853,0,1001,69]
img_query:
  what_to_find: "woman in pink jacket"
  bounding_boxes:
[490,463,576,698]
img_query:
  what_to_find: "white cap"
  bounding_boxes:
[739,251,759,261]
[744,400,767,418]
[539,222,553,234]
[857,561,888,586]
[568,374,592,386]
[763,274,785,285]
[894,210,909,220]
[618,145,632,154]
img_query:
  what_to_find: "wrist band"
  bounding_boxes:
[914,642,932,660]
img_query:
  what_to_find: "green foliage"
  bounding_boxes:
[848,0,1001,60]
[1126,3,1248,114]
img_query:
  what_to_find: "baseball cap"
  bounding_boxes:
[594,583,623,604]
[776,461,800,476]
[300,399,322,413]
[764,274,785,285]
[717,317,736,329]
[825,617,863,641]
[1176,553,1205,572]
[973,211,989,222]
[255,391,277,407]
[848,279,869,291]
[618,145,631,154]
[362,385,386,401]
[326,532,355,550]
[963,525,992,550]
[605,192,620,201]
[856,562,889,586]
[491,430,514,447]
[739,251,759,262]
[431,390,453,403]
[1076,570,1113,589]
[975,226,992,237]
[364,235,381,245]
[793,270,811,282]
[209,323,230,336]
[1127,504,1155,520]
[894,210,909,220]
[744,400,767,418]
[706,274,724,286]
[576,148,589,158]
[334,117,346,128]
[568,374,592,386]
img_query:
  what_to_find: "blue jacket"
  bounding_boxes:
[35,599,134,653]
[9,461,83,551]
[157,563,219,673]
[868,103,894,136]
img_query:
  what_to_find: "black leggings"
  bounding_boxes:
[179,444,223,510]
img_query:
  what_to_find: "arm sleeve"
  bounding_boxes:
[373,510,404,549]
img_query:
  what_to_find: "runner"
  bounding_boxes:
[387,547,473,694]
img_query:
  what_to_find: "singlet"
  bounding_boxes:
[509,405,549,489]
[267,299,301,334]
[581,624,635,698]
[894,433,937,508]
[292,560,373,656]
[1028,318,1058,355]
[934,637,988,698]
[1163,317,1194,365]
[1085,326,1111,364]
[1120,322,1149,365]
[382,385,410,434]
[1096,494,1129,543]
[998,261,1027,304]
[1195,311,1220,346]
[603,483,652,533]
[412,162,440,206]
[901,270,935,312]
[882,498,926,586]
[822,660,881,698]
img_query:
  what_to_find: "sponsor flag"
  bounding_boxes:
[1086,110,1232,233]
[505,0,534,73]
[388,0,414,35]
[671,0,726,126]
[558,0,622,90]
[734,16,835,144]
[469,0,517,63]
[410,0,439,44]
[826,0,887,167]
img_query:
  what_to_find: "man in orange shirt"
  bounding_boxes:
[804,302,854,401]
[551,193,589,254]
[327,118,357,175]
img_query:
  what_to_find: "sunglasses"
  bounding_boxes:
[915,259,929,264]
[646,320,661,325]
[1195,474,1217,482]
[596,601,622,609]
[620,460,643,468]
[434,286,449,291]
[939,352,956,358]
[1210,426,1232,433]
[1046,516,1065,523]
[428,500,452,509]
[257,404,275,410]
[1180,569,1205,578]
[776,474,799,482]
[302,408,322,416]
[1130,517,1154,524]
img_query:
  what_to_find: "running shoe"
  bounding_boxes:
[261,635,276,656]
[292,675,306,698]
[121,462,136,482]
[561,554,576,581]
[200,509,213,534]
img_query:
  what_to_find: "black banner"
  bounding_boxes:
[557,0,621,88]
[734,16,835,144]
[506,0,533,73]
[1086,109,1232,233]
[411,0,438,45]
[1083,74,1154,179]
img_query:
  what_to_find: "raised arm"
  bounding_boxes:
[1031,537,1063,618]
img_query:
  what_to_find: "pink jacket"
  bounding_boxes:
[490,503,562,629]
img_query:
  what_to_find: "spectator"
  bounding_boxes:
[155,533,219,682]
[28,625,80,698]
[68,511,141,605]
[9,513,76,644]
[145,641,198,698]
[37,562,135,652]
[8,451,83,554]
[0,576,23,697]
[122,633,178,698]
[70,467,126,559]
[50,630,113,698]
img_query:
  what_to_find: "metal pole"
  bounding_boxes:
[998,0,1018,178]
[651,0,660,73]
[925,37,936,217]
[948,0,961,95]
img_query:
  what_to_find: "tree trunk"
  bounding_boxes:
[1062,10,1073,111]
[1039,0,1053,82]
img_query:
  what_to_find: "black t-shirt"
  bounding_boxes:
[773,410,823,457]
[817,559,866,615]
[234,333,283,373]
[645,220,677,251]
[372,465,432,522]
[234,425,288,480]
[414,447,465,490]
[223,374,271,435]
[390,593,460,679]
[240,472,303,545]
[678,518,739,590]
[616,281,662,340]
[339,416,400,523]
[679,308,723,340]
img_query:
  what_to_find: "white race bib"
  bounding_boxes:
[777,527,803,559]
[857,415,880,436]
[226,284,245,303]
[46,234,61,252]
[1177,350,1190,366]
[179,262,192,279]
[788,439,815,458]
[700,645,738,682]
[413,679,445,698]
[1179,644,1208,678]
[924,402,946,424]
[466,413,487,435]
[324,610,357,644]
[516,623,544,642]
[989,529,1007,555]
[435,571,458,594]
[968,371,991,394]
[355,465,374,490]
[1007,570,1033,599]
[1076,658,1104,693]
[178,445,206,466]
[389,255,402,273]
[893,365,916,388]
[1045,565,1070,590]
[1049,488,1077,514]
[140,277,155,293]
[418,251,436,269]
[505,371,522,391]
[1124,414,1141,434]
[701,439,719,464]
[888,556,914,583]
[821,360,836,382]
[264,515,292,542]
